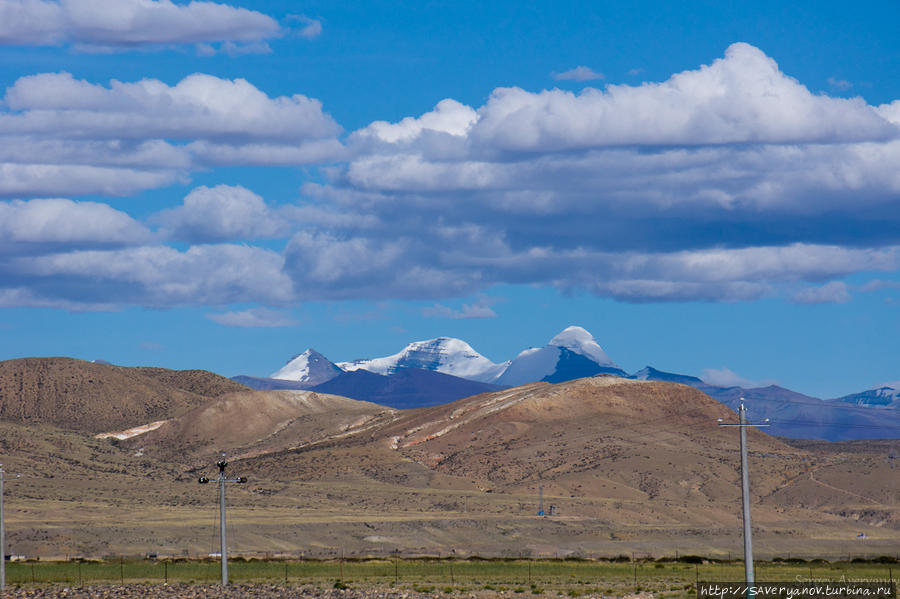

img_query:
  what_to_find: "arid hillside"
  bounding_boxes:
[124,389,396,465]
[1,365,896,558]
[0,357,248,433]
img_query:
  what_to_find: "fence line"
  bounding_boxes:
[3,556,897,588]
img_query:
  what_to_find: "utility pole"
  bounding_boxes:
[538,485,544,516]
[1,464,21,591]
[198,455,247,586]
[718,399,769,597]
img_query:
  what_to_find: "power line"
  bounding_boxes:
[718,399,770,599]
[198,455,247,586]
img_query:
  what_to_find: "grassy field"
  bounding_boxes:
[5,558,897,596]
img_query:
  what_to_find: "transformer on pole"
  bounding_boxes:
[198,455,247,586]
[718,399,769,598]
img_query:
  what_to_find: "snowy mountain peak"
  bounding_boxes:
[834,383,900,409]
[548,326,617,367]
[337,337,506,382]
[271,348,342,385]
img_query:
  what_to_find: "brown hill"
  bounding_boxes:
[124,389,396,465]
[123,376,824,506]
[0,357,248,433]
[385,377,793,500]
[1,373,896,558]
[176,377,787,498]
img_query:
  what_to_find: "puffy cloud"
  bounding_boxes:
[470,44,896,152]
[0,138,191,169]
[790,281,852,305]
[152,185,288,242]
[0,72,341,198]
[337,46,900,263]
[206,307,296,327]
[0,162,183,197]
[11,244,293,308]
[299,43,900,304]
[354,98,477,145]
[0,198,150,245]
[349,43,896,161]
[4,43,900,310]
[0,0,282,48]
[3,72,340,141]
[552,66,604,81]
[283,231,480,300]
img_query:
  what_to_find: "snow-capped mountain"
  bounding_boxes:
[338,337,507,383]
[831,384,900,409]
[550,326,617,367]
[496,326,625,386]
[333,326,622,387]
[271,348,343,385]
[237,326,899,441]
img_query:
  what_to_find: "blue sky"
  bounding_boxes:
[0,0,898,398]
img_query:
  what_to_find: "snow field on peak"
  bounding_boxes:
[271,349,313,381]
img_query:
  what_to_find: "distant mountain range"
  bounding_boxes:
[832,385,900,410]
[234,326,900,442]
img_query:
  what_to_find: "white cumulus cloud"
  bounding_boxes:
[0,0,282,48]
[0,72,342,198]
[0,198,150,245]
[152,185,288,242]
[3,43,900,310]
[3,72,340,141]
[11,244,293,308]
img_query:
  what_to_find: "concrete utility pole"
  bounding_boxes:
[198,456,247,586]
[718,399,769,596]
[0,464,21,591]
